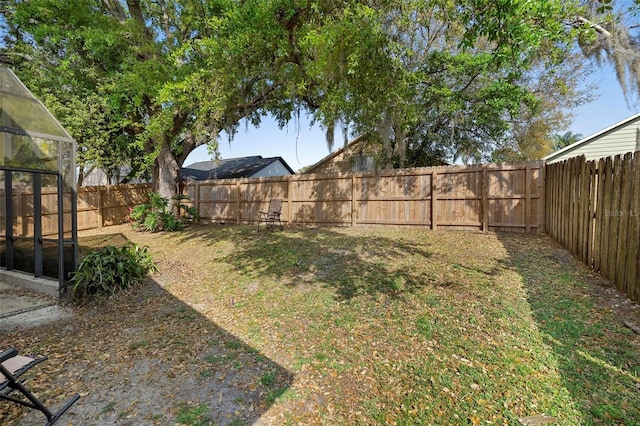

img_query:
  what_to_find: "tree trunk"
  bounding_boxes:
[152,138,180,203]
[77,166,89,187]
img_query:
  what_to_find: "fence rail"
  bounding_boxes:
[546,152,640,301]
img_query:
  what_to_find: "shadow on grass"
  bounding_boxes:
[0,232,293,426]
[174,224,435,301]
[497,232,640,424]
[61,224,640,423]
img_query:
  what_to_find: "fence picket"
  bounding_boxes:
[546,152,640,301]
[607,156,622,284]
[615,153,633,293]
[594,159,606,273]
[627,153,640,301]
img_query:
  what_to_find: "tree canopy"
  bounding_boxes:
[552,131,585,151]
[578,0,640,102]
[0,0,597,198]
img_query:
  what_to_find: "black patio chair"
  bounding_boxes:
[0,347,80,425]
[258,199,284,230]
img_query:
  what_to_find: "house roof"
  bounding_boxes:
[303,135,449,173]
[543,112,640,162]
[303,136,366,174]
[182,156,295,180]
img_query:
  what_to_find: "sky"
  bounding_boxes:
[570,61,637,139]
[184,61,638,172]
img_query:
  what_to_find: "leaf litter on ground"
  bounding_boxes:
[1,224,639,425]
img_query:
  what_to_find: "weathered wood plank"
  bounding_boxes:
[627,152,640,301]
[563,158,571,248]
[600,157,614,279]
[593,158,606,273]
[538,164,545,233]
[586,160,598,267]
[607,155,623,284]
[579,157,590,262]
[615,153,633,293]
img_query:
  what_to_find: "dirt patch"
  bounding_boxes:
[1,265,293,425]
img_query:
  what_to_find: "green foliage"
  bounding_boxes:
[260,370,276,386]
[174,402,211,426]
[552,131,584,151]
[1,0,593,189]
[67,243,158,301]
[298,0,587,166]
[129,192,198,232]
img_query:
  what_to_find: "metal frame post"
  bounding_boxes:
[33,173,43,277]
[4,171,13,270]
[57,173,65,287]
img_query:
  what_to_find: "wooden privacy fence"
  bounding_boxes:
[180,161,544,233]
[77,184,151,231]
[2,162,544,236]
[546,152,640,302]
[0,184,151,237]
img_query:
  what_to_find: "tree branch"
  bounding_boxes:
[176,132,201,167]
[575,16,612,38]
[102,0,127,23]
[234,83,281,117]
[155,0,174,44]
[126,0,146,26]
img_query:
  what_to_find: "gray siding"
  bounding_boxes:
[547,116,640,164]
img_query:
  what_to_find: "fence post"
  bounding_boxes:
[194,181,200,221]
[538,161,545,234]
[525,163,531,234]
[546,163,552,237]
[97,187,104,228]
[580,158,591,262]
[287,176,292,224]
[594,158,606,273]
[482,167,489,232]
[431,170,437,230]
[587,161,597,267]
[236,181,241,225]
[352,175,357,227]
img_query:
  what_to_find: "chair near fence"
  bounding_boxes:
[257,199,283,230]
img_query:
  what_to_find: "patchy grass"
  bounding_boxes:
[2,224,639,425]
[174,402,211,426]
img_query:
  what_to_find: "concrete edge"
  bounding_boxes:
[0,305,73,331]
[0,269,59,297]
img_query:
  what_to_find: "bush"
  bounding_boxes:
[66,243,158,301]
[128,192,198,232]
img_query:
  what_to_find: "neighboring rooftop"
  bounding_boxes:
[182,156,295,180]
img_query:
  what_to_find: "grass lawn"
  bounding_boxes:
[2,224,639,425]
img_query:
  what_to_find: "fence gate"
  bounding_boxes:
[0,166,77,291]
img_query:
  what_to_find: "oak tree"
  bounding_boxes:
[1,0,597,198]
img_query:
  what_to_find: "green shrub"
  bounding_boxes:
[66,243,158,301]
[129,192,198,232]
